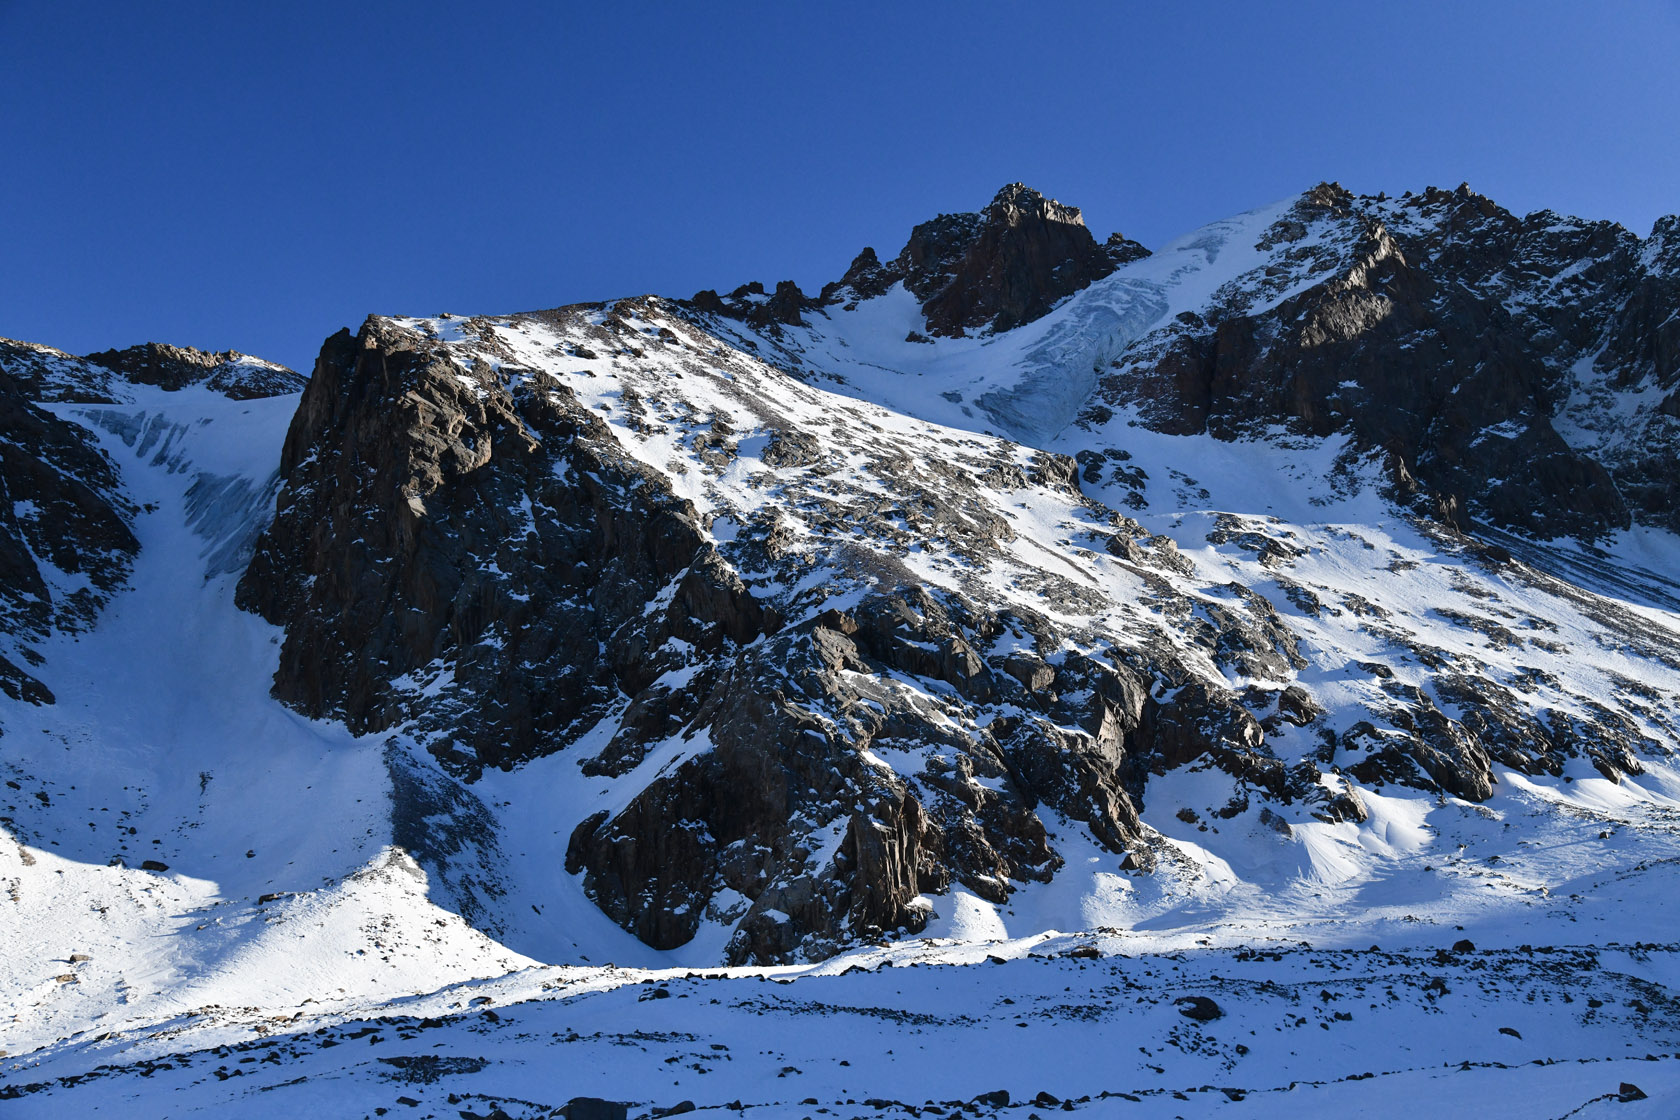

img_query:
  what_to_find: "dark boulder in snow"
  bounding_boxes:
[563,1098,627,1120]
[1176,995,1223,1021]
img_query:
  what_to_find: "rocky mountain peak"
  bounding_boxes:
[815,183,1151,336]
[910,182,1139,336]
[1104,229,1152,265]
[1300,180,1355,214]
[698,183,1156,339]
[982,181,1087,229]
[828,245,891,300]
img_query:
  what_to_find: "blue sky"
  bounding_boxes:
[3,1,1678,373]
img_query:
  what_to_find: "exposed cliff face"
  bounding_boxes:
[1085,183,1680,540]
[237,319,771,774]
[708,183,1152,339]
[0,371,138,704]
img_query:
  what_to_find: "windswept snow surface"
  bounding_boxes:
[8,198,1680,1113]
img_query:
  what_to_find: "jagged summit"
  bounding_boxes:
[901,182,1147,336]
[699,182,1150,337]
[988,181,1085,223]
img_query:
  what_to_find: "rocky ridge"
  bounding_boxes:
[0,336,303,403]
[238,305,1224,960]
[1082,182,1680,540]
[698,183,1149,338]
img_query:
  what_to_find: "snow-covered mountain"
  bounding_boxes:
[4,183,1680,1117]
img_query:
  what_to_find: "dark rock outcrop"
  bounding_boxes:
[1088,182,1680,540]
[690,280,821,330]
[563,576,1169,962]
[237,317,771,773]
[1176,995,1223,1021]
[83,342,304,399]
[0,370,139,701]
[821,183,1152,336]
[914,184,1140,335]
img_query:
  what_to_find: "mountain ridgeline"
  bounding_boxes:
[4,181,1679,966]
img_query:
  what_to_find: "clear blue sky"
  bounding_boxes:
[4,1,1678,373]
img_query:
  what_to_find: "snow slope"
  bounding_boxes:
[0,387,530,1066]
